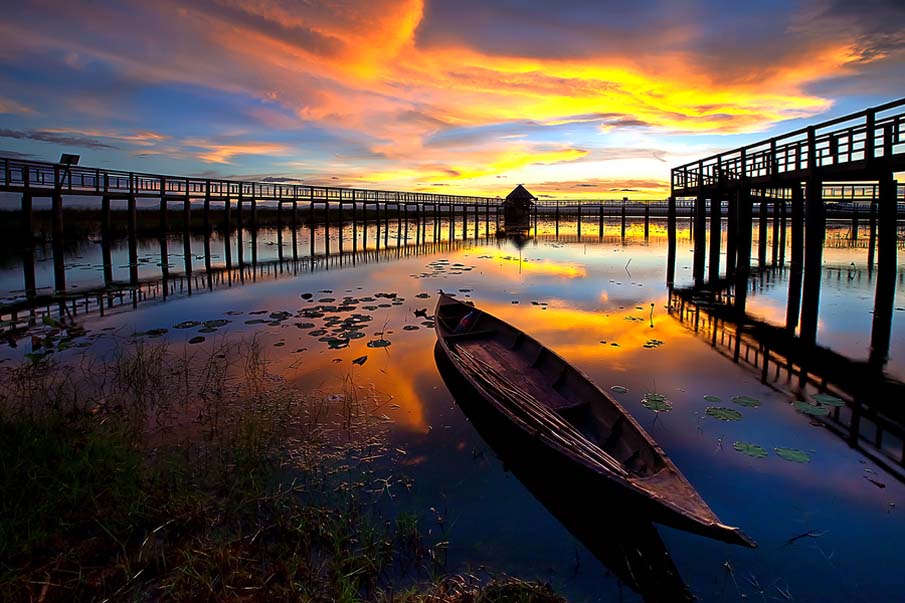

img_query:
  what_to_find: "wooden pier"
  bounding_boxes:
[666,98,905,479]
[668,98,905,360]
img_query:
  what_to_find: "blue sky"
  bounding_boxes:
[0,0,902,198]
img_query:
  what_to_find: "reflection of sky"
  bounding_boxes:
[2,220,904,601]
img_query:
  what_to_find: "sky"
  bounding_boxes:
[0,0,903,199]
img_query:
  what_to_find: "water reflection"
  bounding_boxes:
[1,217,904,601]
[435,343,693,602]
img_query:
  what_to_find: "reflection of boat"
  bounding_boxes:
[434,293,756,548]
[435,343,694,602]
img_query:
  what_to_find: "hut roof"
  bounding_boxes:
[504,184,536,205]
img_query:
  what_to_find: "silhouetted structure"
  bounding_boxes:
[502,184,536,230]
[665,98,905,483]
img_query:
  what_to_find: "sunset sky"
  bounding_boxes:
[0,0,902,199]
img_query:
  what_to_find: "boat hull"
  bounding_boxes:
[434,293,755,548]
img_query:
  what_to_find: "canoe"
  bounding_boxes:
[435,342,695,602]
[434,293,756,548]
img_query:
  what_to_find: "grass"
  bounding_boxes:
[0,338,566,602]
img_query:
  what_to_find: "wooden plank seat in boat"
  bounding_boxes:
[454,338,588,413]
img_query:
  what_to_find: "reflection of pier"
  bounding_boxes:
[1,230,500,333]
[669,286,905,483]
[2,216,671,333]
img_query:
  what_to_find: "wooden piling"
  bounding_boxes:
[726,187,738,278]
[851,205,859,240]
[577,204,582,238]
[693,194,706,285]
[867,199,877,272]
[786,183,804,331]
[800,175,825,348]
[183,190,191,231]
[203,180,211,230]
[757,196,768,270]
[159,176,168,232]
[667,196,677,287]
[621,202,628,241]
[21,192,33,236]
[709,195,721,283]
[869,175,898,367]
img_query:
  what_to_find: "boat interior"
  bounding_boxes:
[437,297,666,478]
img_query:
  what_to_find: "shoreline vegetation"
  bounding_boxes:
[0,337,565,602]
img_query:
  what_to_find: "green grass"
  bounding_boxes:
[0,340,567,602]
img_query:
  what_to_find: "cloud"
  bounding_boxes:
[528,178,671,198]
[0,97,32,115]
[0,0,901,195]
[0,129,117,149]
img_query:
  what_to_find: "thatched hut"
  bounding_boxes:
[502,184,536,230]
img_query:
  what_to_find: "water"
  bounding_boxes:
[2,216,904,601]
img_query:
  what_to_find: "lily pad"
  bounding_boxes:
[731,395,761,408]
[812,393,844,407]
[733,441,768,458]
[202,319,230,329]
[352,355,368,366]
[188,336,205,344]
[703,395,721,403]
[794,401,829,416]
[641,393,672,412]
[705,406,743,421]
[174,321,201,329]
[367,338,392,349]
[141,328,168,337]
[610,385,628,394]
[774,447,811,463]
[403,325,419,331]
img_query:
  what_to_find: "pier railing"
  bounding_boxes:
[671,98,905,194]
[0,156,498,205]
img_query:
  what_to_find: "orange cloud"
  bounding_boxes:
[0,0,897,197]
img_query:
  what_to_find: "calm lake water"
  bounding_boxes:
[2,216,904,601]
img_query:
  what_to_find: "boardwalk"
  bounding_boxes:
[665,99,905,481]
[667,98,904,354]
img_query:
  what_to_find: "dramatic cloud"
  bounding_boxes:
[0,0,901,197]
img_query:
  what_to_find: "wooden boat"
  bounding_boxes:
[435,343,695,602]
[434,293,756,548]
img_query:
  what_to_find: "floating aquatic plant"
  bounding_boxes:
[794,401,829,416]
[812,393,844,407]
[704,395,721,403]
[610,385,628,394]
[731,395,761,408]
[733,441,768,458]
[641,393,672,412]
[705,406,742,421]
[774,447,811,463]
